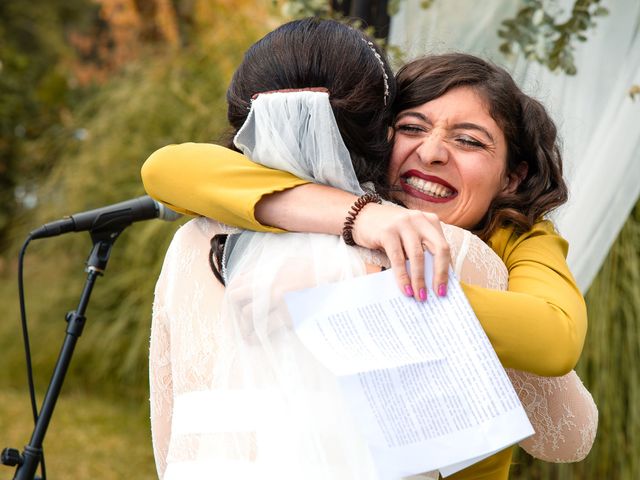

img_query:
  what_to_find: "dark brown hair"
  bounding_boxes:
[212,18,396,284]
[394,53,568,240]
[226,17,395,186]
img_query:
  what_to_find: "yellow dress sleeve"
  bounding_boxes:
[461,221,588,376]
[142,145,586,376]
[141,143,310,232]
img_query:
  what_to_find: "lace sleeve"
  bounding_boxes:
[442,224,597,463]
[508,369,597,462]
[149,249,174,479]
[149,217,238,478]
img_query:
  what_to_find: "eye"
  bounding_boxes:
[395,123,426,135]
[455,135,486,149]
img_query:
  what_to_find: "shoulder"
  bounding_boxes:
[488,219,569,263]
[171,217,233,239]
[146,142,237,161]
[161,219,219,272]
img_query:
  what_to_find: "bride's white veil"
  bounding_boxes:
[234,90,364,195]
[197,91,387,479]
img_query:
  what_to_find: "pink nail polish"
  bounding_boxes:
[419,288,427,301]
[438,283,447,297]
[404,285,414,297]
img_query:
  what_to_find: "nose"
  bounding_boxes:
[415,133,449,166]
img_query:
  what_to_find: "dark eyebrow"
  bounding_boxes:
[453,122,496,144]
[395,111,430,123]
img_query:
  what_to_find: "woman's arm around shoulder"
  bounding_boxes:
[141,143,452,298]
[141,142,309,231]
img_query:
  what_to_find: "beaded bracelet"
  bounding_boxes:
[342,192,382,246]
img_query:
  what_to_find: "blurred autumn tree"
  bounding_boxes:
[0,0,93,248]
[0,0,276,398]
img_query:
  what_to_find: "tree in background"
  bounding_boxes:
[0,0,93,249]
[0,0,274,396]
[278,0,608,75]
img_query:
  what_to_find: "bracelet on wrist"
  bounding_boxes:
[342,192,382,246]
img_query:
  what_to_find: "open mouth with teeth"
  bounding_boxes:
[399,171,458,203]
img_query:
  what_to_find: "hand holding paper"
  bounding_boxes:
[285,257,533,479]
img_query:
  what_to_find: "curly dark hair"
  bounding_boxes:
[393,53,568,240]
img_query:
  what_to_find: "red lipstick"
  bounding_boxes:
[399,170,458,203]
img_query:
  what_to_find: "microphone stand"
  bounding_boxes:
[2,227,123,480]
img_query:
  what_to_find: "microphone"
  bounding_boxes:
[30,195,182,239]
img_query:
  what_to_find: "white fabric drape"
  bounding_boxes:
[389,0,640,292]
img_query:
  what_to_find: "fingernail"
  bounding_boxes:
[419,288,427,301]
[404,285,414,297]
[438,283,447,297]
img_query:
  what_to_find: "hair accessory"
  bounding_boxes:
[362,39,390,106]
[342,192,382,246]
[251,87,330,100]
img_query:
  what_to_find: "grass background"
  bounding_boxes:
[0,389,155,479]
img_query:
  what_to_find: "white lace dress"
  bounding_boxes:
[149,217,597,479]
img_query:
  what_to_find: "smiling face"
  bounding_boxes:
[388,86,518,229]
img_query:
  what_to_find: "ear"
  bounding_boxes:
[503,161,528,194]
[387,126,395,142]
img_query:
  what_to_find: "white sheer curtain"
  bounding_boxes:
[389,0,640,292]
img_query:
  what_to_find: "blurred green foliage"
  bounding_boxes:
[280,0,607,75]
[0,0,273,400]
[0,0,96,246]
[498,0,608,75]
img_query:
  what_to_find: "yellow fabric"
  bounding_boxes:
[141,142,587,376]
[141,143,309,232]
[448,447,513,480]
[141,142,588,479]
[461,220,587,376]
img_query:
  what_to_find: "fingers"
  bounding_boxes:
[383,234,417,298]
[427,230,450,298]
[405,236,428,302]
[416,214,450,297]
[374,209,451,302]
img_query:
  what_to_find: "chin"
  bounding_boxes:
[403,196,449,216]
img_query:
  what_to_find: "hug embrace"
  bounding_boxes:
[143,17,596,480]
